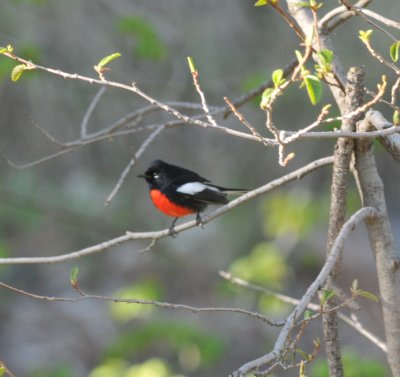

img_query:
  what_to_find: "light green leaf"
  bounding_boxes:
[11,64,27,82]
[390,41,400,62]
[260,87,274,109]
[303,74,323,105]
[272,68,284,87]
[69,267,79,286]
[318,49,334,65]
[295,2,312,7]
[187,56,197,74]
[304,310,313,320]
[295,49,303,63]
[0,47,7,54]
[320,289,335,306]
[351,279,359,291]
[254,0,269,5]
[97,52,121,69]
[358,290,379,303]
[393,110,400,126]
[359,29,373,43]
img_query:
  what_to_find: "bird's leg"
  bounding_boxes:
[196,212,205,229]
[169,217,178,237]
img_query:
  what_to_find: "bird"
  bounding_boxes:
[138,159,247,235]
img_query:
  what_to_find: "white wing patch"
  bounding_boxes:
[176,182,220,195]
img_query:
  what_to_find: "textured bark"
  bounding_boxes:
[322,67,365,377]
[354,119,400,376]
[283,2,400,375]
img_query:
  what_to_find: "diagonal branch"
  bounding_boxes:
[0,156,333,265]
[231,207,377,377]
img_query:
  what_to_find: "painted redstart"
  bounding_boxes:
[138,159,247,235]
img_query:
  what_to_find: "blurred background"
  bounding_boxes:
[0,0,399,376]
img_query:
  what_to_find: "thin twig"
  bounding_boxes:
[224,96,269,147]
[104,125,165,205]
[231,207,378,377]
[220,271,386,353]
[0,156,334,265]
[81,86,106,138]
[0,281,282,327]
[189,64,218,127]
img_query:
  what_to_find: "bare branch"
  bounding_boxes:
[81,86,106,138]
[231,207,377,377]
[354,115,400,376]
[319,0,372,30]
[362,110,400,163]
[0,156,334,265]
[224,97,269,147]
[0,280,282,327]
[189,61,218,127]
[220,271,386,353]
[104,125,165,205]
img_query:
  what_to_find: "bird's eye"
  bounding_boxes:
[153,172,159,179]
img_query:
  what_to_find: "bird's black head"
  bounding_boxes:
[137,159,169,189]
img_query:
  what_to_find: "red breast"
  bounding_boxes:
[150,189,195,217]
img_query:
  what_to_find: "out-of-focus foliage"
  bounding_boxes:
[117,16,167,61]
[311,349,389,377]
[229,242,290,288]
[106,321,224,367]
[110,279,164,322]
[28,365,72,377]
[89,358,185,377]
[263,191,327,238]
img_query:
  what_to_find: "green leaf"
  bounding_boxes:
[69,267,79,286]
[260,87,274,109]
[295,2,312,7]
[254,0,269,5]
[187,56,197,74]
[303,74,323,105]
[390,41,400,62]
[351,279,359,291]
[393,110,400,126]
[358,290,379,303]
[11,64,27,82]
[295,49,303,63]
[272,68,284,87]
[0,47,7,54]
[97,52,121,69]
[359,29,373,43]
[7,44,14,53]
[318,49,334,65]
[304,310,313,320]
[320,289,335,306]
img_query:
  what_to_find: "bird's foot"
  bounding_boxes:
[196,213,205,229]
[168,225,178,238]
[168,218,179,237]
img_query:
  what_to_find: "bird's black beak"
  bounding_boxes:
[137,173,148,179]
